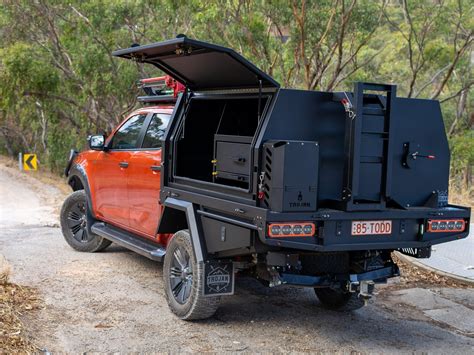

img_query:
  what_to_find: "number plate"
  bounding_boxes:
[351,220,392,236]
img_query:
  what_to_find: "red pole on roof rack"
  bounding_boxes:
[141,76,167,84]
[139,76,185,97]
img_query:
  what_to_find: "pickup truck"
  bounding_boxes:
[62,37,470,320]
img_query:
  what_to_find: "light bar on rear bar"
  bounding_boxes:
[427,219,465,233]
[268,222,315,238]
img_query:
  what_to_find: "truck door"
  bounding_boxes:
[127,113,171,238]
[93,113,148,229]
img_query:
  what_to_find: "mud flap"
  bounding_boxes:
[203,260,234,296]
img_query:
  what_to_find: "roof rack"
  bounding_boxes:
[137,95,177,103]
[137,76,185,104]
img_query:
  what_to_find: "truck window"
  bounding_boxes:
[110,114,147,150]
[142,113,171,149]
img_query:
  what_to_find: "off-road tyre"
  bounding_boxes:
[60,190,111,252]
[163,230,220,320]
[315,287,365,311]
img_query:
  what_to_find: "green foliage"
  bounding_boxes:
[0,43,59,105]
[450,131,474,178]
[0,0,472,186]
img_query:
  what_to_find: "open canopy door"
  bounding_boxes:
[112,37,279,91]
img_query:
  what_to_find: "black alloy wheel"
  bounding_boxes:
[66,198,91,243]
[60,190,111,252]
[163,230,220,320]
[169,245,194,304]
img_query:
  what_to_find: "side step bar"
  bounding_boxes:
[91,222,166,262]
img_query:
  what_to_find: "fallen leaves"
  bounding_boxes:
[0,278,42,353]
[392,253,471,289]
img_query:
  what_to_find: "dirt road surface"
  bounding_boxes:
[1,161,473,353]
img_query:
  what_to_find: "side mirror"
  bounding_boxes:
[88,135,106,151]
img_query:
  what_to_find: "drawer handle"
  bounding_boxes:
[234,156,246,164]
[150,165,161,172]
[119,162,129,168]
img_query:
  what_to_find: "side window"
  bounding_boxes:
[110,114,147,150]
[142,114,171,149]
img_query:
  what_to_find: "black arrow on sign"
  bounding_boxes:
[25,155,35,170]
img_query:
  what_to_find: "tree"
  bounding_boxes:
[0,0,471,189]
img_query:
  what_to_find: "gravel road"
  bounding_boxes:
[0,160,473,353]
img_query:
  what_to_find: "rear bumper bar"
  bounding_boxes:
[263,205,471,252]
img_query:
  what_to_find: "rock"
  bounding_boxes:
[0,254,11,283]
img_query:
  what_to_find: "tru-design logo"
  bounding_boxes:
[206,265,230,292]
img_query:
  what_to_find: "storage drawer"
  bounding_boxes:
[214,134,252,182]
[201,216,252,253]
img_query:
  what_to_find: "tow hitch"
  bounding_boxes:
[348,280,375,302]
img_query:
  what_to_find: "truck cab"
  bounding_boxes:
[62,37,470,320]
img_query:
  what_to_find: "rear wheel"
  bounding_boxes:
[60,190,111,252]
[163,230,220,320]
[315,287,365,311]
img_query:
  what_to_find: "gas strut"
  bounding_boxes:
[257,78,262,121]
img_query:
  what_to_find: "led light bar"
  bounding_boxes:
[427,219,466,233]
[268,222,315,238]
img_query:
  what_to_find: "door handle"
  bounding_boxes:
[119,162,129,168]
[150,165,161,172]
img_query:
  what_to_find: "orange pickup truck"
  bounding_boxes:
[62,37,470,320]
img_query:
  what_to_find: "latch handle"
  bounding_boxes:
[402,142,435,168]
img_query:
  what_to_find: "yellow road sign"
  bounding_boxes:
[23,154,37,171]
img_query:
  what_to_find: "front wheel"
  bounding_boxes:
[60,190,111,252]
[315,287,365,311]
[163,230,220,320]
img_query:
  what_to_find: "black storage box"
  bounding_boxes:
[262,140,319,212]
[214,134,253,182]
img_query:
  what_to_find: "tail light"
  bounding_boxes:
[427,219,465,233]
[268,222,315,238]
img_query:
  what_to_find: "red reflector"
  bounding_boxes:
[427,219,465,233]
[268,222,315,238]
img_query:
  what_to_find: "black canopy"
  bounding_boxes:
[112,37,279,91]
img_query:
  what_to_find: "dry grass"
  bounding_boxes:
[0,155,70,196]
[449,182,473,219]
[0,273,42,353]
[0,257,11,285]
